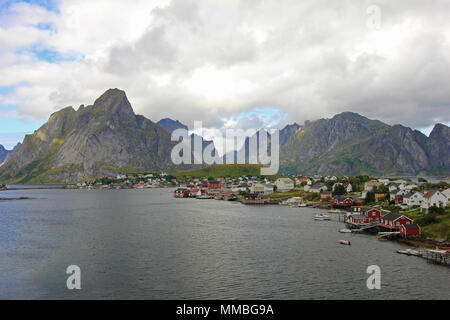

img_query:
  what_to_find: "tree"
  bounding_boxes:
[333,184,347,196]
[366,191,375,203]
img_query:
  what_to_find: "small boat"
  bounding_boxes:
[339,229,352,233]
[197,195,212,199]
[396,248,421,256]
[328,209,342,213]
[337,240,351,245]
[224,194,238,201]
[297,203,307,207]
[314,213,331,221]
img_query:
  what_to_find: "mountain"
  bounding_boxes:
[280,123,301,145]
[0,89,188,183]
[0,145,10,163]
[280,112,450,176]
[157,117,218,165]
[0,143,20,164]
[426,123,450,171]
[157,118,188,133]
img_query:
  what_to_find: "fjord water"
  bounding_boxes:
[0,188,448,299]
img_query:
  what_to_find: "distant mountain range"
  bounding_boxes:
[0,143,21,164]
[157,118,188,133]
[280,112,449,176]
[0,89,448,183]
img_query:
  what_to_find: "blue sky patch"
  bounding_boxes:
[0,0,59,13]
[16,47,83,63]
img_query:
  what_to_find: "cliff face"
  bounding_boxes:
[0,89,176,183]
[426,123,450,171]
[280,112,450,176]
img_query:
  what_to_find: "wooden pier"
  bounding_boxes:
[422,249,449,266]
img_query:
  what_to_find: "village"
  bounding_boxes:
[171,173,450,265]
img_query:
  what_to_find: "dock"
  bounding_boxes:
[422,249,449,266]
[377,231,400,239]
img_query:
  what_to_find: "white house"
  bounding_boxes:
[364,180,382,191]
[421,190,447,211]
[389,184,399,192]
[251,183,274,195]
[275,178,294,192]
[442,188,450,205]
[405,184,418,191]
[344,183,352,193]
[332,183,352,193]
[402,191,424,207]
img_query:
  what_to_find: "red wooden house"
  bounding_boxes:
[332,196,355,206]
[360,207,381,222]
[395,194,404,205]
[399,224,420,236]
[347,214,372,225]
[207,181,222,190]
[380,212,413,229]
[244,193,261,201]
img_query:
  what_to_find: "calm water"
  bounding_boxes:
[0,188,448,299]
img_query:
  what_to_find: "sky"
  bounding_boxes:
[0,0,450,150]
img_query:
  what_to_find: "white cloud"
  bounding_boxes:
[0,0,450,136]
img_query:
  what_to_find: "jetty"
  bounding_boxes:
[423,249,449,266]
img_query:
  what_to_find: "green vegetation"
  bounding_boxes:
[261,190,305,200]
[173,164,266,179]
[397,207,450,241]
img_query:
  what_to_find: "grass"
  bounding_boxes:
[397,207,450,241]
[262,190,305,200]
[173,164,266,179]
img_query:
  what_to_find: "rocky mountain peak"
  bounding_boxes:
[429,123,450,139]
[92,88,134,118]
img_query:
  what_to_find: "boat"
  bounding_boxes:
[328,209,343,213]
[223,194,238,201]
[197,195,213,199]
[314,213,331,221]
[297,203,307,207]
[337,240,351,245]
[396,248,421,256]
[282,197,304,206]
[339,229,352,233]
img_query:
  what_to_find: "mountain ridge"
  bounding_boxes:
[0,89,448,183]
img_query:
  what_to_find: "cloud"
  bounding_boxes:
[0,0,450,143]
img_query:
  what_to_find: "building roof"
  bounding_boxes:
[350,214,368,220]
[276,178,294,183]
[403,192,414,199]
[423,190,441,198]
[245,193,260,197]
[381,212,403,221]
[361,207,379,213]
